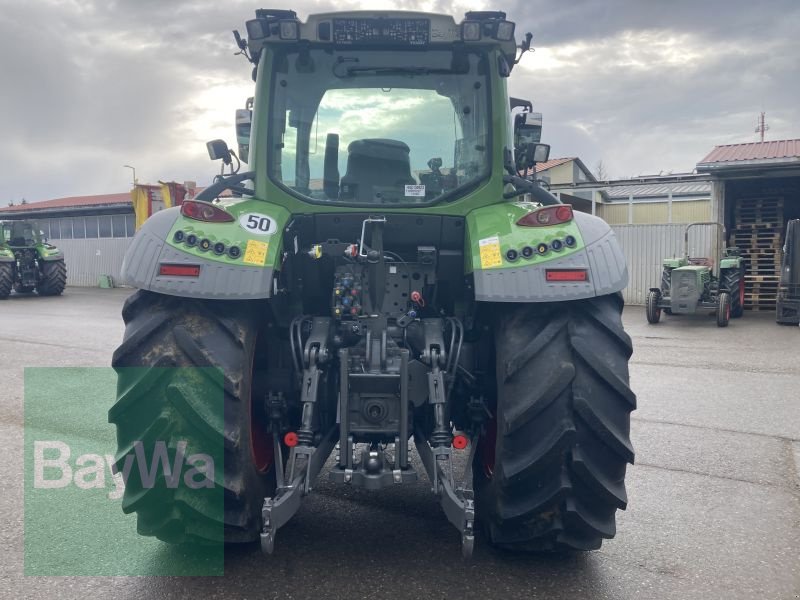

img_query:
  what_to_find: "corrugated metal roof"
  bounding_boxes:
[0,192,132,213]
[606,181,711,199]
[699,139,800,165]
[535,157,574,172]
[1,185,210,215]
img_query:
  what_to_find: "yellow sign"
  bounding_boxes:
[478,236,503,269]
[243,240,269,266]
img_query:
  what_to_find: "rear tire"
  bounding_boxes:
[646,290,661,324]
[37,259,67,296]
[721,267,744,318]
[716,292,731,327]
[0,263,12,299]
[110,290,275,543]
[475,294,635,552]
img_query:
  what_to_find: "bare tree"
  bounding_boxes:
[595,160,608,181]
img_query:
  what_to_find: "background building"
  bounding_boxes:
[0,183,192,286]
[2,140,798,311]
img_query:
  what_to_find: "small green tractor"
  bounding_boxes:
[646,222,744,327]
[111,9,635,557]
[0,220,67,298]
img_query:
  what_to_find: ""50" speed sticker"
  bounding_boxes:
[238,213,277,235]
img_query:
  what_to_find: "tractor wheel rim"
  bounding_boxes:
[481,414,498,479]
[249,334,273,472]
[739,280,745,307]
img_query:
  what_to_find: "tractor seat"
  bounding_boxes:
[339,139,416,203]
[688,257,713,268]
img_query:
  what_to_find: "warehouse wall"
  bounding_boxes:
[612,223,715,305]
[56,238,133,287]
[600,200,711,225]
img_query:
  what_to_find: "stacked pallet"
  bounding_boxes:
[730,197,784,311]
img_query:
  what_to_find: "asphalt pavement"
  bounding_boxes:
[1,288,798,599]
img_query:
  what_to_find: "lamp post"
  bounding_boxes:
[123,165,137,188]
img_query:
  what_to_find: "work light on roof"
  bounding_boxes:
[461,21,481,41]
[495,21,515,41]
[279,20,299,40]
[246,18,268,40]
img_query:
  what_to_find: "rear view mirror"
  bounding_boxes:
[521,143,551,170]
[514,111,543,147]
[531,143,550,164]
[236,107,252,164]
[206,139,232,164]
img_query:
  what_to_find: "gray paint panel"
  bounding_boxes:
[474,250,597,302]
[120,207,273,300]
[149,244,273,299]
[587,229,629,295]
[474,214,629,303]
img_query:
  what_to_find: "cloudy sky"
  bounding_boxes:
[1,0,798,203]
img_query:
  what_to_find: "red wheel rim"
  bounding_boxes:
[249,335,273,472]
[739,279,745,308]
[481,414,498,479]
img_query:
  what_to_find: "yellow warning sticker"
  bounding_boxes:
[243,239,269,266]
[478,236,503,269]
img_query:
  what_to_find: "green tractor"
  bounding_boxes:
[646,222,744,327]
[0,220,67,299]
[111,9,635,557]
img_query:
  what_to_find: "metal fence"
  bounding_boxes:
[613,223,716,305]
[56,238,133,287]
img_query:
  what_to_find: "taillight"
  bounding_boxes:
[159,264,201,277]
[517,205,574,227]
[545,269,587,282]
[181,200,234,222]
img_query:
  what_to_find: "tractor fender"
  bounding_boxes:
[120,207,275,300]
[38,248,64,261]
[471,211,628,302]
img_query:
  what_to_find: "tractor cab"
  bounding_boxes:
[3,221,41,248]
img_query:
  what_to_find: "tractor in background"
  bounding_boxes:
[0,221,67,298]
[647,222,744,327]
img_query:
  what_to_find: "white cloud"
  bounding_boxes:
[0,0,798,201]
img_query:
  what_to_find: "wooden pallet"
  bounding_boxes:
[736,220,784,230]
[735,196,783,208]
[743,304,777,312]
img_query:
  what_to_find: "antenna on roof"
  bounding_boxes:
[755,111,769,142]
